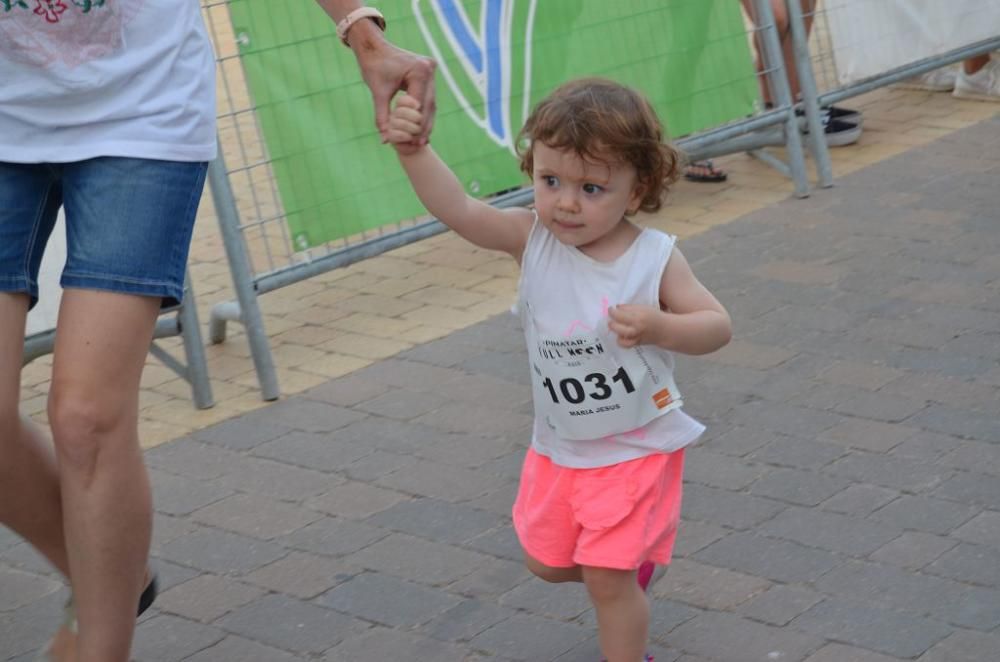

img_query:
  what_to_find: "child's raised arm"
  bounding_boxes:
[387,94,532,259]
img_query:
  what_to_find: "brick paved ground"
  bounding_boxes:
[3,118,1000,661]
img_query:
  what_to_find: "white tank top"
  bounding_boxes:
[516,218,704,469]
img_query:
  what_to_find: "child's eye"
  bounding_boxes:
[542,175,558,187]
[582,183,603,194]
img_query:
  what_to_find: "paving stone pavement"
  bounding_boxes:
[3,118,1000,661]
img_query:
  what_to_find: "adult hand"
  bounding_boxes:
[316,2,437,142]
[350,21,436,144]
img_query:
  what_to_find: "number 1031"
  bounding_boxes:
[541,367,636,404]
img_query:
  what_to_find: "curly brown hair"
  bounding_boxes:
[516,78,681,214]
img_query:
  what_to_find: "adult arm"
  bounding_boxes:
[314,1,437,143]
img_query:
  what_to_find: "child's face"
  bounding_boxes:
[532,142,643,254]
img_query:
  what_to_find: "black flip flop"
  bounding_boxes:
[137,573,158,616]
[684,160,728,183]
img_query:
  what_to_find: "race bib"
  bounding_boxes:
[0,0,125,68]
[525,306,682,441]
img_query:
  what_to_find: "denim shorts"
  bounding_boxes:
[0,157,208,309]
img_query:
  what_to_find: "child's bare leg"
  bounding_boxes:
[523,553,582,583]
[583,566,648,662]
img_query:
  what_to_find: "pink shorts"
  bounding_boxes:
[512,447,685,570]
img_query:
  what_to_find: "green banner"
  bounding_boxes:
[228,0,758,249]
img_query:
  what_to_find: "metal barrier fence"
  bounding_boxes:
[23,276,215,410]
[201,0,814,401]
[789,0,1000,188]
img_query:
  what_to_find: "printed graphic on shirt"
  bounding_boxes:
[652,387,674,409]
[0,0,142,69]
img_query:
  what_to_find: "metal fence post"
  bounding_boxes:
[176,273,214,409]
[786,0,833,188]
[753,0,811,198]
[206,143,281,401]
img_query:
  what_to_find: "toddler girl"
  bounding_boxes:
[386,78,732,662]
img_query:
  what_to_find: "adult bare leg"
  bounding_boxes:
[0,292,78,660]
[741,0,817,105]
[0,292,70,574]
[48,289,160,662]
[780,0,817,100]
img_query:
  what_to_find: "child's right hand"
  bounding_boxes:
[386,93,426,155]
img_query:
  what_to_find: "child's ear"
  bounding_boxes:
[627,184,645,215]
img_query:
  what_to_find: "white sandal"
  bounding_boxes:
[36,573,156,661]
[35,597,76,661]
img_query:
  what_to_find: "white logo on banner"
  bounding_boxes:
[413,0,537,153]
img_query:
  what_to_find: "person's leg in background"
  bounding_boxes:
[962,54,991,75]
[740,0,859,145]
[740,0,816,105]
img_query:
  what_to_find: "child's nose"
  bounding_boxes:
[556,189,579,211]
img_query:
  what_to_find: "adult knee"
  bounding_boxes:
[48,389,124,479]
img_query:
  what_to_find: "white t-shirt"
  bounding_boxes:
[517,219,705,469]
[0,0,216,163]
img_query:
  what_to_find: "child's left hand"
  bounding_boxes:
[607,304,663,348]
